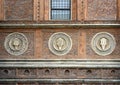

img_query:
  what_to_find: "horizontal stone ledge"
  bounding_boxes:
[0,60,119,68]
[0,79,120,83]
[0,24,120,28]
[0,59,120,62]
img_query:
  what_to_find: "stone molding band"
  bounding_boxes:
[0,60,119,68]
[0,79,120,83]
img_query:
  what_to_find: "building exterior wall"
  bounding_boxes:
[0,0,120,85]
[0,0,119,22]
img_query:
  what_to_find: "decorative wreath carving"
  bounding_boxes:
[4,32,28,56]
[91,32,116,56]
[48,32,72,56]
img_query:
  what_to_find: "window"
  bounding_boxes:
[51,0,71,20]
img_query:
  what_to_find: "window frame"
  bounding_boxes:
[50,0,72,21]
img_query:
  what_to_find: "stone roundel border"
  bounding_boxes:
[91,32,116,56]
[4,32,29,56]
[48,32,72,56]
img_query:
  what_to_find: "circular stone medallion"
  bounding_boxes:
[91,32,116,56]
[4,32,28,56]
[48,32,72,56]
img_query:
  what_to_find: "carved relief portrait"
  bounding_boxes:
[91,32,116,56]
[53,37,67,51]
[48,32,72,56]
[4,32,28,56]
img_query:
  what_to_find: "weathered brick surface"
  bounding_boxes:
[4,0,33,20]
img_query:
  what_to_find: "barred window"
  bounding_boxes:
[51,0,71,20]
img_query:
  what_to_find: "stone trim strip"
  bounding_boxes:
[0,60,119,68]
[0,79,120,83]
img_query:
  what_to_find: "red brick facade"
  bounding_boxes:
[0,0,120,85]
